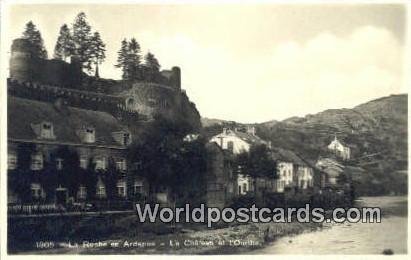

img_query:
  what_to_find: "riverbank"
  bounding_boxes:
[254,196,408,255]
[16,215,321,254]
[14,196,406,254]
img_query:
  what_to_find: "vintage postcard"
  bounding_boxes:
[0,0,409,258]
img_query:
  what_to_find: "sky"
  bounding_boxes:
[4,3,408,123]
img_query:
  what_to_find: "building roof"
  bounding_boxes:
[8,96,129,148]
[316,157,345,178]
[212,128,267,145]
[271,147,307,166]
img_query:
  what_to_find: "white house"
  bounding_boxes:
[295,165,314,189]
[328,136,351,160]
[271,148,314,192]
[274,161,294,192]
[210,126,268,195]
[210,126,267,154]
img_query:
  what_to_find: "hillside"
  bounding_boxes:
[201,117,236,128]
[202,94,408,195]
[256,94,407,167]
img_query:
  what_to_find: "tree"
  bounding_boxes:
[235,145,277,198]
[143,52,160,81]
[127,38,142,80]
[90,31,106,77]
[115,38,142,81]
[115,39,130,80]
[127,115,203,203]
[22,21,48,59]
[53,24,75,61]
[72,12,93,71]
[235,144,277,178]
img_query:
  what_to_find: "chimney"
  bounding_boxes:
[222,128,229,135]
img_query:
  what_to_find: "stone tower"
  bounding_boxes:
[9,38,35,81]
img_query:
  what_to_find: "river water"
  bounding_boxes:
[255,196,408,254]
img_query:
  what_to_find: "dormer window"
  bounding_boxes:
[112,131,132,146]
[31,121,56,140]
[41,122,54,139]
[77,126,96,143]
[85,128,95,143]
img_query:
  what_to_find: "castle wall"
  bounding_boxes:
[10,39,83,87]
[9,38,200,130]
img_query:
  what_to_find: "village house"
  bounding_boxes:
[315,157,345,186]
[271,148,315,193]
[205,142,236,208]
[7,96,143,205]
[209,127,316,197]
[209,126,269,195]
[270,149,296,193]
[328,135,351,160]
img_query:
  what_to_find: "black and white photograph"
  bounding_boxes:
[0,1,409,257]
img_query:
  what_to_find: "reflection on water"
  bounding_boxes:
[256,196,407,254]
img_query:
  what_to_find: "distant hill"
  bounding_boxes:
[203,94,407,169]
[202,94,408,195]
[258,94,407,165]
[201,117,233,128]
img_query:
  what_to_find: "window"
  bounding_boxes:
[31,153,43,171]
[242,183,247,193]
[8,152,17,170]
[238,185,242,195]
[227,141,234,152]
[116,159,127,171]
[133,161,142,170]
[77,186,87,199]
[56,158,63,170]
[123,133,131,145]
[40,122,55,139]
[117,181,127,197]
[84,128,95,143]
[31,183,43,199]
[80,157,88,169]
[133,181,143,194]
[95,157,106,170]
[96,184,106,198]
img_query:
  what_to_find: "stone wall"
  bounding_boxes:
[7,78,142,122]
[9,38,200,130]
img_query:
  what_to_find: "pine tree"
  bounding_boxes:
[127,38,141,80]
[144,52,160,71]
[72,12,93,71]
[22,21,48,59]
[53,24,75,61]
[144,52,161,81]
[90,31,106,77]
[115,39,129,80]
